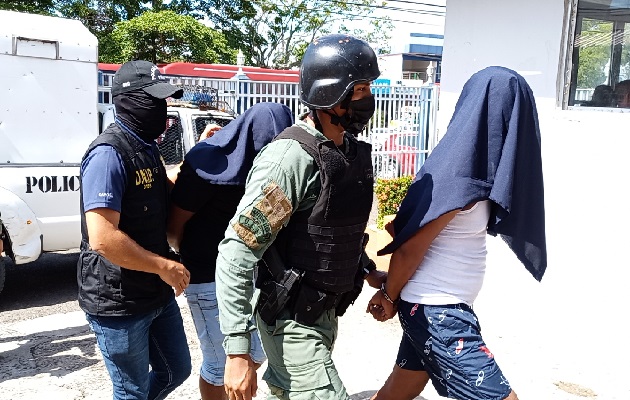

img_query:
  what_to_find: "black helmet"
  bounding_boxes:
[299,34,380,109]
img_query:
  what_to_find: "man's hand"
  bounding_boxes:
[225,354,257,400]
[367,289,397,322]
[199,123,222,141]
[166,163,182,187]
[158,261,190,296]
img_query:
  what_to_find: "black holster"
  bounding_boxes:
[291,283,338,326]
[255,245,302,325]
[256,268,302,325]
[255,237,375,325]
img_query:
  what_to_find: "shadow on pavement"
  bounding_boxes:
[0,323,98,383]
[350,390,428,399]
[0,251,79,311]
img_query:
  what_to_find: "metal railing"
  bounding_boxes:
[98,73,439,179]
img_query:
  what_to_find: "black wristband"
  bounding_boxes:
[363,261,376,275]
[361,252,376,277]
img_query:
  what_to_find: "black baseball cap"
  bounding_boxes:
[111,60,183,99]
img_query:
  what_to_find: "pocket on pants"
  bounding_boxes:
[263,359,331,392]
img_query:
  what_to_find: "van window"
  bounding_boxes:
[568,0,630,109]
[157,114,184,165]
[192,115,233,142]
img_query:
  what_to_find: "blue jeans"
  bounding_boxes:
[185,282,266,385]
[86,296,192,400]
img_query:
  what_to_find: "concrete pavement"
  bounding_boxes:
[0,235,627,399]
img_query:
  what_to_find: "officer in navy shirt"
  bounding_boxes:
[78,60,191,400]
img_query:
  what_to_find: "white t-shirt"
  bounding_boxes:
[400,200,491,307]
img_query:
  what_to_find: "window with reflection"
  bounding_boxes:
[569,0,630,108]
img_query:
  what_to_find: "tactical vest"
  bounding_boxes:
[273,126,374,294]
[77,123,172,315]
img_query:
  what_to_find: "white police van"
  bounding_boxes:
[0,11,99,294]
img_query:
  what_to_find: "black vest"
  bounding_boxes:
[274,127,374,294]
[77,123,172,315]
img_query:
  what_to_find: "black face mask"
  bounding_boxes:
[329,95,376,136]
[114,90,167,143]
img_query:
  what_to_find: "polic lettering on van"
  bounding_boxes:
[25,176,80,193]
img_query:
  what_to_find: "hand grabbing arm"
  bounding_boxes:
[365,269,387,289]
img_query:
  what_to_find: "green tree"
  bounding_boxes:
[2,0,391,67]
[105,10,235,64]
[56,1,207,62]
[197,0,391,68]
[342,17,393,55]
[0,0,56,15]
[576,18,613,88]
[55,1,148,62]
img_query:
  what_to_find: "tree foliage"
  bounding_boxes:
[107,10,234,64]
[196,0,392,68]
[577,19,613,88]
[0,0,392,67]
[0,0,56,15]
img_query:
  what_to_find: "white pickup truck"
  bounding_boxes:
[98,102,234,167]
[0,11,234,295]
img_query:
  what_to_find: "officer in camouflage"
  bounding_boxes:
[215,34,387,400]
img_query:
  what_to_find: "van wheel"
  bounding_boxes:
[0,257,6,296]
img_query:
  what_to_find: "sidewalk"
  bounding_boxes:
[0,235,627,399]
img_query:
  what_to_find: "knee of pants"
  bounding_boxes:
[200,361,225,386]
[174,361,192,386]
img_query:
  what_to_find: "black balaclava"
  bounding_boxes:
[327,91,376,136]
[114,90,167,143]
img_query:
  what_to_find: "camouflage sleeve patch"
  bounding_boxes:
[233,182,293,250]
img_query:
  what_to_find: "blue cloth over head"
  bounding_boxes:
[378,66,547,281]
[185,102,294,185]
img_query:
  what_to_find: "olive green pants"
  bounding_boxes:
[256,309,349,400]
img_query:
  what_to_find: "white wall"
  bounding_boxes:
[439,0,565,129]
[377,54,404,83]
[438,1,630,398]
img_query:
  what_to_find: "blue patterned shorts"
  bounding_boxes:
[396,301,512,400]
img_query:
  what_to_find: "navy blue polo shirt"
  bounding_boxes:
[81,122,159,213]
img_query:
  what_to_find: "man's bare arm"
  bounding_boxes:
[85,208,190,295]
[166,204,194,253]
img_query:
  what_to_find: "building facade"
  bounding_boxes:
[438,1,629,398]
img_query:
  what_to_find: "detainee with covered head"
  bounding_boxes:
[368,66,547,400]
